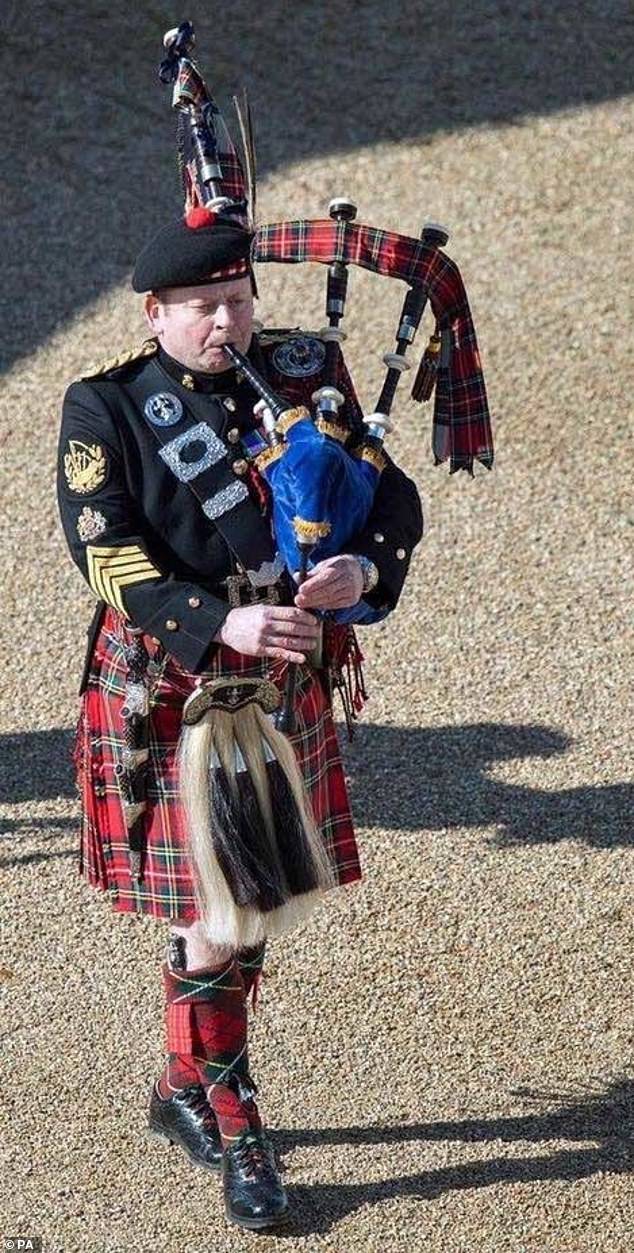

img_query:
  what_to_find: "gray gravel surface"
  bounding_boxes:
[1,4,633,1251]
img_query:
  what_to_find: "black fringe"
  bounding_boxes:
[235,767,289,909]
[265,760,322,896]
[209,762,286,911]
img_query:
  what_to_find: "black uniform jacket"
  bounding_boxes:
[58,330,423,675]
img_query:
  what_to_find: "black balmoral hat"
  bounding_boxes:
[132,206,253,293]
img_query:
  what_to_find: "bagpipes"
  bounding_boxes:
[155,23,494,944]
[218,240,437,732]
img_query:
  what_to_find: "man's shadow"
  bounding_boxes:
[343,721,633,848]
[268,1077,634,1236]
[0,727,76,867]
[1,721,632,868]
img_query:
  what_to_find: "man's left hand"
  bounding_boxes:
[294,555,364,611]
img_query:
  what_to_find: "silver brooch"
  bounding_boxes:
[76,506,107,542]
[159,422,227,483]
[202,481,249,519]
[272,336,326,378]
[144,392,183,427]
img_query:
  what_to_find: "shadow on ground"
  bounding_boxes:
[342,722,634,848]
[270,1078,634,1236]
[1,722,631,866]
[4,0,633,370]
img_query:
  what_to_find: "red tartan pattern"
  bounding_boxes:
[192,256,251,284]
[163,962,247,1065]
[253,218,493,474]
[237,941,267,1012]
[176,59,248,210]
[75,607,362,920]
[161,959,261,1143]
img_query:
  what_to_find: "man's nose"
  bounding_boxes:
[213,303,234,330]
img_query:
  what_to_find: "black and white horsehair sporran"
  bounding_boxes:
[179,677,335,947]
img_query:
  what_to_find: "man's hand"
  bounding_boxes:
[214,603,321,663]
[294,555,363,611]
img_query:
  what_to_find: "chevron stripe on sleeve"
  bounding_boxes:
[86,544,161,614]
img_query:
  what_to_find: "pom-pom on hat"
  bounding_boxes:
[132,207,253,293]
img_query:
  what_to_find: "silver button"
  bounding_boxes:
[373,532,385,543]
[227,427,240,444]
[165,618,179,631]
[233,459,249,476]
[224,397,237,412]
[188,596,201,609]
[396,547,407,560]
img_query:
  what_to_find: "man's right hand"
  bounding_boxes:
[213,604,320,663]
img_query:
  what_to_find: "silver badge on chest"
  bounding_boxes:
[159,421,227,482]
[144,392,184,427]
[272,335,326,378]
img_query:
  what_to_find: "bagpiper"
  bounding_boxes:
[57,22,491,1233]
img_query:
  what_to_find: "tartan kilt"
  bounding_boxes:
[74,607,362,921]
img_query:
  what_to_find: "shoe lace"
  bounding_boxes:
[184,1087,217,1127]
[235,1133,276,1181]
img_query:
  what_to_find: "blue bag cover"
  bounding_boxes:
[260,414,389,624]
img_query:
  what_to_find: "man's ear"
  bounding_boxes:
[144,292,161,331]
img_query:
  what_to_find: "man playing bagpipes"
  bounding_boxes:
[57,23,492,1233]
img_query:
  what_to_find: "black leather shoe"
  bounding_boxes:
[148,1084,222,1173]
[222,1129,289,1230]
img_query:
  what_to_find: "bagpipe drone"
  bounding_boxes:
[154,23,494,944]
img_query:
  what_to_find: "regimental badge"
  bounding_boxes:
[64,440,107,495]
[144,392,184,427]
[76,506,107,542]
[271,335,326,378]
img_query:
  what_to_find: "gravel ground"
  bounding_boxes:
[1,4,633,1251]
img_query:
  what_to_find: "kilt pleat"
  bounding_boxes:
[75,607,362,920]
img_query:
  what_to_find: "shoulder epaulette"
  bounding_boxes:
[81,338,158,380]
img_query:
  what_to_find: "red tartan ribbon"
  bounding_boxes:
[253,219,494,474]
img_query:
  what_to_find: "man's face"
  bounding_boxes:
[145,276,254,373]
